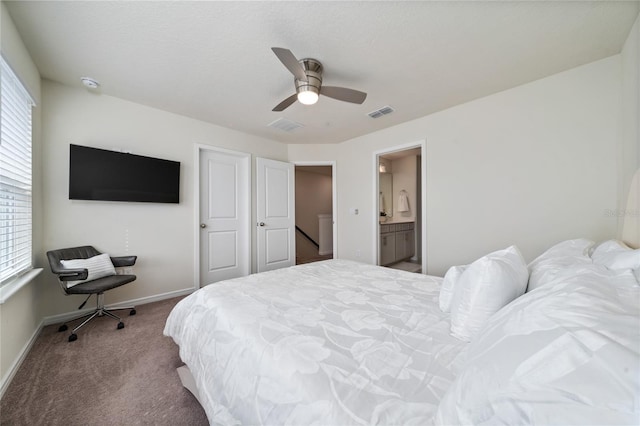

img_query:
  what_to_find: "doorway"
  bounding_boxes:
[374,141,426,274]
[294,162,337,264]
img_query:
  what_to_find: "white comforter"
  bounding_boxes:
[164,259,465,425]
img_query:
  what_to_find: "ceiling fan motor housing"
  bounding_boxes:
[271,48,367,111]
[295,58,323,97]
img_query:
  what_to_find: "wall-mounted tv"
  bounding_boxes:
[69,144,180,203]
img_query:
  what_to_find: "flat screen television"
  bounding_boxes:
[69,144,180,203]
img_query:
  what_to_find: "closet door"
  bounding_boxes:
[199,148,250,286]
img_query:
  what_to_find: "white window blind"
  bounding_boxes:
[1,57,35,284]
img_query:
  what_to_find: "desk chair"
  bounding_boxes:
[46,245,137,342]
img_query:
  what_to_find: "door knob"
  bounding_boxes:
[200,223,207,228]
[258,222,265,227]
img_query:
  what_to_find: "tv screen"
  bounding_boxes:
[69,144,180,203]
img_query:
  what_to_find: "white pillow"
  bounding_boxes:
[449,246,528,342]
[60,253,116,287]
[538,238,595,259]
[439,265,467,313]
[527,238,594,292]
[591,240,640,271]
[436,266,640,425]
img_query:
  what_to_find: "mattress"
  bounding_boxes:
[164,259,465,425]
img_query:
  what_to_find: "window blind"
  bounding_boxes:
[1,57,35,284]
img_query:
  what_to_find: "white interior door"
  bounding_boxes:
[256,157,295,272]
[199,148,250,285]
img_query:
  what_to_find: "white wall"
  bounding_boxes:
[40,80,288,317]
[0,0,42,391]
[290,56,621,276]
[619,13,640,241]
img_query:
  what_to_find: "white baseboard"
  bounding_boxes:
[42,287,196,326]
[120,287,196,309]
[0,319,44,400]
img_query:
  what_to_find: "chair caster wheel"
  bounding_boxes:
[117,322,125,329]
[68,334,77,342]
[58,324,68,332]
[129,309,136,316]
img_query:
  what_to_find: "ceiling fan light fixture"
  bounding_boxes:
[271,48,366,111]
[297,90,319,105]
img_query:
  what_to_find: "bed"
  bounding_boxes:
[165,242,640,425]
[164,260,465,424]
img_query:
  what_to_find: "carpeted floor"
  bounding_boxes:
[0,296,208,425]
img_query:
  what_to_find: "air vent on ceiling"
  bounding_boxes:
[268,118,304,132]
[367,105,395,119]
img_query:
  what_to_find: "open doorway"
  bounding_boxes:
[374,141,426,274]
[294,163,336,265]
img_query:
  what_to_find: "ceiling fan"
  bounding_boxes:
[271,47,367,112]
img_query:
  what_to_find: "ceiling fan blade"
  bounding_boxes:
[320,86,367,104]
[271,47,308,82]
[272,93,298,112]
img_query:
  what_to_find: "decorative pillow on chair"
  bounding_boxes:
[449,245,529,342]
[60,253,116,287]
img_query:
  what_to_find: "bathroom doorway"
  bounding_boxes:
[374,141,426,274]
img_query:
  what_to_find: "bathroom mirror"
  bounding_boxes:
[379,172,393,219]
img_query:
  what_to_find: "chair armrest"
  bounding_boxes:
[110,255,137,267]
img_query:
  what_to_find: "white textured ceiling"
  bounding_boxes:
[5,1,639,144]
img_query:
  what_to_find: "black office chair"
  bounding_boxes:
[46,245,137,342]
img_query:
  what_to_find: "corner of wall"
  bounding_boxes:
[618,12,640,237]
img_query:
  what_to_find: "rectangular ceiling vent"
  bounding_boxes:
[367,105,395,119]
[268,118,304,132]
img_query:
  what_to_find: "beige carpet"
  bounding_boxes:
[0,296,208,425]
